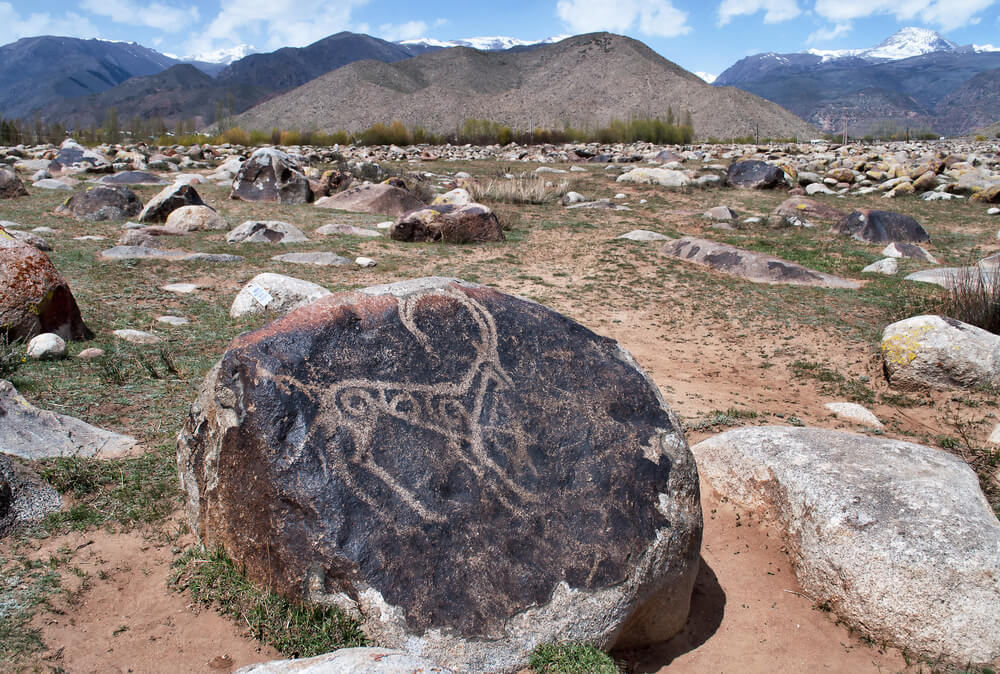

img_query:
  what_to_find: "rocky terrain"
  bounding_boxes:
[0,135,998,672]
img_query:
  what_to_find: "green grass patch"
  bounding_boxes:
[790,360,875,405]
[171,547,366,658]
[528,640,620,673]
[0,557,61,664]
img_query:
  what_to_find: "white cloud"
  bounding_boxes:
[807,22,852,42]
[555,0,692,38]
[187,0,370,54]
[813,0,997,31]
[79,0,199,32]
[0,3,99,44]
[717,0,801,25]
[377,20,430,42]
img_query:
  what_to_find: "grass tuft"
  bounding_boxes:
[943,266,1000,335]
[528,640,620,673]
[171,546,366,658]
[467,175,570,205]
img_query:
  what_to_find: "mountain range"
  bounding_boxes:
[715,27,1000,136]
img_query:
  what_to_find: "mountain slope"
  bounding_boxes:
[0,36,185,119]
[934,67,1000,134]
[236,33,816,140]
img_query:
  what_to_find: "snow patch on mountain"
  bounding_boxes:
[696,72,717,84]
[806,27,958,63]
[181,44,259,64]
[399,35,569,51]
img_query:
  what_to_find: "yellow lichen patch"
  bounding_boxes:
[881,323,935,367]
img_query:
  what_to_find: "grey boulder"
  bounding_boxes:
[235,648,452,673]
[835,209,930,244]
[227,221,308,244]
[882,315,1000,390]
[138,183,207,223]
[229,272,331,318]
[725,160,786,189]
[231,148,312,204]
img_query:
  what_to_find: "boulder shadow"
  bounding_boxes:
[613,556,726,672]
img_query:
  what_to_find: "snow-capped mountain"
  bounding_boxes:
[181,44,259,65]
[806,27,958,62]
[695,72,717,84]
[399,35,568,52]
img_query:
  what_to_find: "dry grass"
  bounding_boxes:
[467,175,570,205]
[944,266,1000,335]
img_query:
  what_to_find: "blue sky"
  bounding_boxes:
[1,0,998,76]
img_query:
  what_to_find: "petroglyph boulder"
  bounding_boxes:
[178,277,702,673]
[835,209,930,244]
[315,183,425,217]
[231,148,312,204]
[725,160,786,189]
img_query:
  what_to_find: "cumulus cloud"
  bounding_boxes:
[377,20,430,42]
[717,0,801,25]
[79,0,199,32]
[813,0,997,31]
[555,0,692,38]
[807,22,852,42]
[0,3,99,44]
[187,0,370,54]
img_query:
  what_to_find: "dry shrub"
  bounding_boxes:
[945,266,1000,334]
[467,175,569,205]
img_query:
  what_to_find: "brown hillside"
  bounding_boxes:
[235,33,816,140]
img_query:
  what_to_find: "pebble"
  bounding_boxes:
[824,402,883,428]
[77,348,105,359]
[157,316,190,326]
[74,235,105,241]
[356,257,377,267]
[113,329,162,345]
[162,283,201,294]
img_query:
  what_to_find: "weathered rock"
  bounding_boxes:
[32,178,72,191]
[0,454,61,537]
[26,333,66,360]
[356,256,377,268]
[432,188,473,207]
[882,315,1000,390]
[693,426,1000,667]
[157,315,190,326]
[117,230,157,248]
[231,148,313,204]
[703,206,736,222]
[862,258,898,275]
[390,204,504,244]
[139,183,207,223]
[726,160,785,189]
[96,171,167,185]
[226,221,308,244]
[617,168,691,188]
[229,273,331,318]
[315,184,424,217]
[618,230,670,241]
[882,242,937,263]
[566,199,630,211]
[970,185,1000,204]
[912,171,939,193]
[661,237,860,289]
[57,186,142,221]
[235,648,453,673]
[52,139,110,173]
[772,197,846,228]
[825,168,855,184]
[0,231,92,341]
[0,379,137,459]
[179,277,701,672]
[7,230,51,251]
[823,402,883,427]
[271,252,352,267]
[98,246,187,261]
[835,209,929,244]
[560,191,586,206]
[315,224,381,238]
[113,329,162,345]
[163,283,201,294]
[77,347,104,359]
[0,168,28,199]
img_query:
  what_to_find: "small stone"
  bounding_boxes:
[988,208,1000,216]
[862,258,898,275]
[77,348,105,359]
[162,283,200,294]
[614,193,627,199]
[74,235,105,241]
[824,402,883,428]
[618,230,670,241]
[271,252,352,266]
[315,224,381,238]
[26,333,67,360]
[157,316,189,326]
[376,221,393,230]
[113,329,162,345]
[355,256,377,267]
[561,192,586,206]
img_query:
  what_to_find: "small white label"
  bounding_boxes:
[247,283,273,307]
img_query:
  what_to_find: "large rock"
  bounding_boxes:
[0,380,137,459]
[57,186,142,221]
[772,197,846,228]
[0,230,91,341]
[390,204,504,243]
[166,205,227,232]
[96,171,167,185]
[51,139,110,173]
[231,148,312,204]
[0,454,61,538]
[725,160,786,189]
[693,426,1000,667]
[315,183,424,217]
[235,648,452,673]
[661,237,860,289]
[834,209,929,244]
[226,221,308,244]
[617,168,691,188]
[179,277,701,672]
[0,169,28,199]
[882,315,1000,390]
[229,273,331,318]
[138,183,207,223]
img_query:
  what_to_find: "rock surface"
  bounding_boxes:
[166,205,228,231]
[227,221,308,244]
[231,148,313,204]
[0,168,28,199]
[726,160,786,189]
[390,204,504,244]
[862,258,898,275]
[882,315,1000,390]
[693,426,1000,667]
[315,184,424,217]
[617,168,691,188]
[618,230,670,241]
[138,183,207,223]
[234,648,453,673]
[57,186,142,221]
[316,223,381,238]
[179,277,702,672]
[271,252,353,267]
[229,273,332,318]
[0,379,137,459]
[0,230,92,341]
[661,237,860,289]
[882,242,937,263]
[823,402,883,427]
[0,454,61,537]
[835,210,930,244]
[26,333,66,360]
[772,197,846,228]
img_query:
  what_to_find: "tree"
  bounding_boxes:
[103,107,121,144]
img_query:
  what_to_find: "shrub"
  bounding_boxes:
[944,266,1000,334]
[219,127,250,145]
[467,175,569,205]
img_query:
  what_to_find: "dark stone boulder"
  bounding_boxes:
[139,183,207,223]
[178,277,702,672]
[231,148,313,204]
[315,183,425,217]
[0,169,28,199]
[0,228,92,341]
[835,209,930,244]
[57,186,142,221]
[390,203,504,244]
[726,160,786,189]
